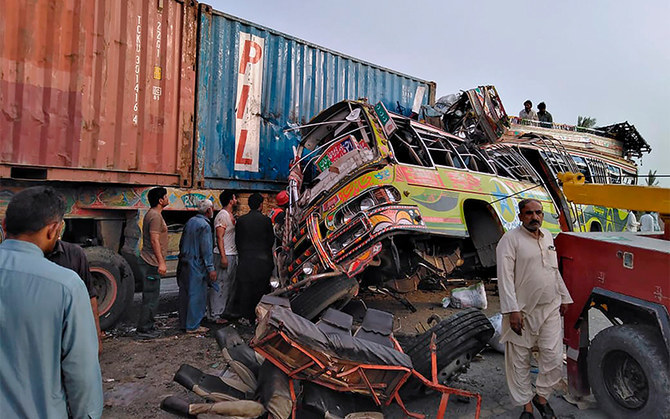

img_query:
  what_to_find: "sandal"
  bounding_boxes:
[519,411,534,419]
[532,395,556,419]
[186,326,210,334]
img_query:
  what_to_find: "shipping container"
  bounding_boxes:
[0,0,438,330]
[194,5,436,190]
[0,0,198,186]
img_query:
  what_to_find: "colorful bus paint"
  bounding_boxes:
[279,100,562,291]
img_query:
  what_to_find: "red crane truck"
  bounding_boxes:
[556,172,670,418]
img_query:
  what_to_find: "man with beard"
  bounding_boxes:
[496,199,573,419]
[0,187,103,418]
[519,100,537,122]
[234,193,274,324]
[177,199,217,333]
[137,186,169,339]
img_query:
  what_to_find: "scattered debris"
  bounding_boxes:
[160,297,492,418]
[487,313,505,353]
[449,282,487,309]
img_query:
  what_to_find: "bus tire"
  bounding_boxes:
[399,308,494,395]
[290,276,359,321]
[85,247,135,330]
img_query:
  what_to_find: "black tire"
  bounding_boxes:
[290,276,359,321]
[587,324,670,419]
[85,247,135,330]
[399,308,494,395]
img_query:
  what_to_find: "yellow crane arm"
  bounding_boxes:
[557,172,670,215]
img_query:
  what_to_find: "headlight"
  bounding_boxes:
[302,262,314,275]
[359,197,375,211]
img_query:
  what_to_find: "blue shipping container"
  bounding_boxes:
[195,5,435,190]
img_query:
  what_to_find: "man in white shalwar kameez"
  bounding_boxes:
[496,199,573,419]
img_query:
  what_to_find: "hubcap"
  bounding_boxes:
[90,267,118,316]
[602,350,648,410]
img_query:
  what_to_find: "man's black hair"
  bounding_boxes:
[148,187,168,208]
[524,100,533,107]
[219,190,236,207]
[248,192,264,210]
[538,102,546,110]
[5,186,66,236]
[518,198,541,212]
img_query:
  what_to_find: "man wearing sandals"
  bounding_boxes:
[496,199,573,419]
[177,199,217,334]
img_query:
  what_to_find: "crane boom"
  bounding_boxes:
[558,172,670,239]
[558,172,670,214]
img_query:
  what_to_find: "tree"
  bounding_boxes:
[577,116,597,128]
[646,170,659,187]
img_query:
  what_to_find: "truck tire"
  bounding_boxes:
[587,324,670,419]
[85,247,135,330]
[290,276,359,321]
[400,308,494,395]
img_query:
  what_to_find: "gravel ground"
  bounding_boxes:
[100,280,608,418]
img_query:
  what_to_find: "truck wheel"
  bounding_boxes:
[400,308,494,395]
[290,276,359,321]
[588,325,670,419]
[85,247,135,330]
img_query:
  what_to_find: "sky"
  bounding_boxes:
[209,0,669,186]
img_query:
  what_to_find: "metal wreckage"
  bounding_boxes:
[161,86,651,418]
[162,296,492,418]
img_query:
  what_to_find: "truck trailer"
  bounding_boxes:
[0,0,435,329]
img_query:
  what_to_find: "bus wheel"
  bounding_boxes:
[290,276,359,321]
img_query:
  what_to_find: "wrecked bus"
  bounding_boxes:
[439,86,650,233]
[497,119,646,232]
[276,100,561,319]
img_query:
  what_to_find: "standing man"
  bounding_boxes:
[537,102,553,128]
[208,190,238,324]
[519,100,537,122]
[177,199,216,333]
[48,238,103,353]
[268,190,289,227]
[235,193,275,324]
[625,210,639,232]
[137,187,169,339]
[0,187,103,418]
[496,199,573,419]
[639,211,660,232]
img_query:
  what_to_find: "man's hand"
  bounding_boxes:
[509,311,524,336]
[158,261,167,276]
[560,303,570,316]
[208,270,217,282]
[220,256,228,269]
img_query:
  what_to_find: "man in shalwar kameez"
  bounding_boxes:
[496,199,573,419]
[177,199,217,333]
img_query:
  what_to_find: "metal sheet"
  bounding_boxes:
[0,0,198,186]
[195,6,436,190]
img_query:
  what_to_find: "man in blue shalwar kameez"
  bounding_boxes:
[177,199,217,333]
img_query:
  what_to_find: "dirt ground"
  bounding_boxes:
[100,282,606,418]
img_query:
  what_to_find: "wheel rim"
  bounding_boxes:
[602,350,649,410]
[90,267,118,316]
